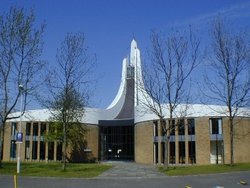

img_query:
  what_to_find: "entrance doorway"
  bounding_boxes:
[99,125,134,161]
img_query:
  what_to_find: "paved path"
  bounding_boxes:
[1,162,250,188]
[97,161,166,179]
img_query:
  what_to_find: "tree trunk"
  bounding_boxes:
[229,117,234,166]
[0,125,5,168]
[62,122,66,171]
[164,135,169,168]
[160,119,169,168]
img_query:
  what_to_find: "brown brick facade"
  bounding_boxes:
[85,125,99,161]
[2,116,250,165]
[135,121,154,164]
[196,118,210,164]
[3,122,98,162]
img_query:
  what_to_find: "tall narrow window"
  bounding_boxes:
[40,123,46,135]
[210,118,222,134]
[179,141,185,164]
[169,142,175,164]
[40,142,45,160]
[11,122,17,136]
[33,123,38,136]
[48,142,54,160]
[57,142,62,161]
[188,141,196,164]
[169,119,175,136]
[161,142,165,164]
[178,119,185,135]
[153,121,158,137]
[32,141,38,160]
[25,141,30,160]
[10,123,17,159]
[26,123,31,136]
[188,119,195,135]
[10,140,16,159]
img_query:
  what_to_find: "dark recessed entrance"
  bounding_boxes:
[99,120,134,161]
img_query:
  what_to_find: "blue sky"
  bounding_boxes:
[1,0,250,109]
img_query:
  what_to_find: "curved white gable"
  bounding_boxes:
[8,40,250,124]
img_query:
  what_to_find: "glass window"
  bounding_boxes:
[41,123,47,135]
[188,119,195,135]
[210,118,222,134]
[11,122,17,137]
[169,119,175,136]
[26,123,31,136]
[25,141,30,159]
[154,121,158,137]
[169,142,175,164]
[188,141,196,164]
[40,141,46,160]
[33,123,38,136]
[10,140,16,158]
[100,126,134,161]
[178,119,185,135]
[57,142,62,161]
[179,141,185,164]
[32,141,38,160]
[48,142,54,160]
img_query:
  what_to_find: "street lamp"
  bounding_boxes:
[17,84,24,174]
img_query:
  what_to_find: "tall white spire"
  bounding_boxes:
[129,39,146,106]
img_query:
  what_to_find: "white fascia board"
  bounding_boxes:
[134,104,250,123]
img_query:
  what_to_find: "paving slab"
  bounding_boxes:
[97,161,166,179]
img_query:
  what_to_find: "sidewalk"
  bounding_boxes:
[97,161,166,179]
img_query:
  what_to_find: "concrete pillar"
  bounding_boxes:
[30,123,33,161]
[45,123,49,162]
[54,141,57,161]
[158,120,163,164]
[37,123,41,161]
[185,120,189,164]
[175,127,179,165]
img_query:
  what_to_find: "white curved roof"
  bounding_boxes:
[135,104,250,123]
[7,40,250,124]
[8,104,250,124]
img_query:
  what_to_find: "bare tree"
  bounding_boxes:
[139,28,200,167]
[204,18,250,165]
[42,33,94,170]
[0,7,45,167]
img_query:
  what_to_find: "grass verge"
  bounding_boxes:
[0,162,112,178]
[159,163,250,176]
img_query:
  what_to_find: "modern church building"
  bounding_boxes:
[3,40,250,165]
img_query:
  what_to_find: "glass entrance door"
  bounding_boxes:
[100,125,134,161]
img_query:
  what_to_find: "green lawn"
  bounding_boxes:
[0,162,112,178]
[159,163,250,176]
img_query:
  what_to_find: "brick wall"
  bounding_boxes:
[85,124,99,161]
[135,121,153,164]
[195,118,210,165]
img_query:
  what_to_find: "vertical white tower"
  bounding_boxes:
[130,39,145,106]
[105,39,150,119]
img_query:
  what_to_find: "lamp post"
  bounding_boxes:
[17,84,24,174]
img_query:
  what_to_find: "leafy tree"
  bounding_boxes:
[43,33,94,170]
[0,6,45,167]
